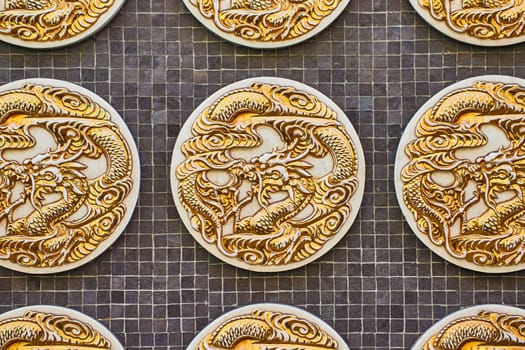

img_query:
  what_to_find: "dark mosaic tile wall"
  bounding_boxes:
[1,0,525,349]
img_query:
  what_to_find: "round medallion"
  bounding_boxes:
[182,0,351,49]
[0,305,124,349]
[0,78,140,274]
[0,0,126,49]
[187,304,350,350]
[395,75,525,273]
[412,304,525,349]
[171,77,365,272]
[410,0,525,46]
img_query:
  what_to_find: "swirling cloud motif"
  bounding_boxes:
[0,310,114,349]
[0,0,124,47]
[0,80,138,273]
[184,0,350,47]
[172,79,364,271]
[397,76,525,271]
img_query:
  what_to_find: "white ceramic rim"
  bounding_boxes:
[0,78,140,274]
[0,0,126,49]
[408,0,525,47]
[395,75,525,273]
[0,305,124,349]
[411,304,525,349]
[182,0,351,49]
[171,76,365,272]
[186,303,350,350]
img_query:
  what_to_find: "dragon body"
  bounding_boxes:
[176,83,359,266]
[401,81,525,267]
[0,83,133,269]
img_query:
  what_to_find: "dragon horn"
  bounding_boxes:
[266,149,310,167]
[35,148,84,167]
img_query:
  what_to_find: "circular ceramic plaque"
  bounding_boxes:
[0,78,140,274]
[409,0,525,46]
[0,305,124,349]
[171,77,365,272]
[182,0,351,49]
[187,303,350,350]
[412,304,525,349]
[0,0,126,49]
[395,75,525,273]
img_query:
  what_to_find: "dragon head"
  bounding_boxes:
[473,146,525,209]
[242,149,313,208]
[21,151,87,210]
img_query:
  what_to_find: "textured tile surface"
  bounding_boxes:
[1,0,525,349]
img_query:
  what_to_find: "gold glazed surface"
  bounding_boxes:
[0,310,113,349]
[421,310,525,349]
[0,83,133,269]
[198,309,339,350]
[418,0,525,40]
[0,0,116,43]
[176,82,359,267]
[401,80,525,268]
[187,0,345,43]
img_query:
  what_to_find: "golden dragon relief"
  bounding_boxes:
[418,0,525,40]
[401,81,525,267]
[0,0,116,42]
[198,309,338,350]
[421,310,525,349]
[0,83,133,269]
[0,310,113,349]
[188,0,344,42]
[176,83,359,267]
